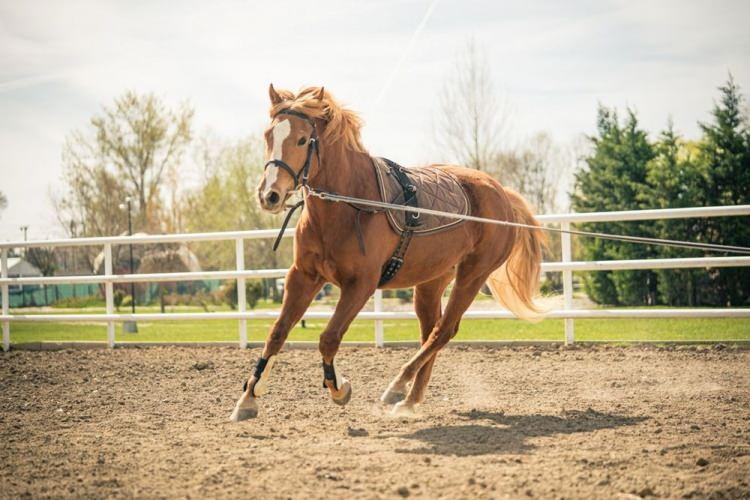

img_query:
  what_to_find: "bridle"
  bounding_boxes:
[265,108,323,251]
[264,108,395,256]
[263,108,320,190]
[265,107,384,254]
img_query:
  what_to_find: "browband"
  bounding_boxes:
[276,108,316,124]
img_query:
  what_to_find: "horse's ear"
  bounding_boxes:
[315,86,325,101]
[269,84,283,105]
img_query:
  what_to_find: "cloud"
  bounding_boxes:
[0,0,749,238]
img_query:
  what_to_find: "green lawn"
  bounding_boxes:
[6,314,749,344]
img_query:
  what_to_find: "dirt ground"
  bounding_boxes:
[1,345,749,499]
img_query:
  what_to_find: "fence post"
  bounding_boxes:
[2,248,9,351]
[374,289,384,347]
[236,238,247,349]
[104,244,115,348]
[561,221,575,344]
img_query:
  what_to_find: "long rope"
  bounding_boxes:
[305,188,750,255]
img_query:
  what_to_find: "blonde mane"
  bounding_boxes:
[269,86,367,154]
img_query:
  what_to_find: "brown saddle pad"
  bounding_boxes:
[371,157,470,236]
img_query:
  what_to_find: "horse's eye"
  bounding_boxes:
[297,137,307,146]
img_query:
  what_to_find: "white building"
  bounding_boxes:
[5,257,42,278]
[6,257,42,292]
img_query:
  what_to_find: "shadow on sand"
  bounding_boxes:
[396,409,647,456]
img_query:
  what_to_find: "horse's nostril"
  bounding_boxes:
[266,191,280,205]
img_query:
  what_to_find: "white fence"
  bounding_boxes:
[1,205,749,350]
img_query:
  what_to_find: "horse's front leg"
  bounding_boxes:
[230,266,323,422]
[319,280,377,406]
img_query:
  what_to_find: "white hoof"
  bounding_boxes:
[390,400,417,417]
[331,378,352,406]
[230,394,259,422]
[380,387,406,405]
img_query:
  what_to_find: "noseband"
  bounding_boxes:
[264,108,320,190]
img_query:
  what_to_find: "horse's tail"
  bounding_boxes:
[486,188,547,322]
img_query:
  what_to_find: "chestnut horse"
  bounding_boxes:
[230,85,545,421]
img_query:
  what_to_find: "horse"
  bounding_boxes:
[230,85,546,421]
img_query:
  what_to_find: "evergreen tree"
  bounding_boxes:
[574,77,749,307]
[571,107,657,305]
[696,75,750,305]
[646,125,707,305]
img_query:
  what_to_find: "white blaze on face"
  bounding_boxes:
[263,119,291,197]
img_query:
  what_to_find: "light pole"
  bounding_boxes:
[118,197,137,333]
[69,221,77,297]
[19,225,28,306]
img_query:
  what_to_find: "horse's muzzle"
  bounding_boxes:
[258,188,285,213]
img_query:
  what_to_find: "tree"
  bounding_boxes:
[0,191,7,217]
[645,125,707,306]
[56,156,129,239]
[572,76,749,307]
[497,132,567,215]
[571,107,657,305]
[137,243,201,313]
[695,75,750,306]
[26,247,57,276]
[56,91,193,237]
[182,134,290,300]
[24,247,58,305]
[220,280,264,310]
[433,39,508,172]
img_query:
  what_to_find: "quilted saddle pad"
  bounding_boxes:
[371,157,470,236]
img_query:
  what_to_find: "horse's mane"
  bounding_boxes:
[269,86,367,154]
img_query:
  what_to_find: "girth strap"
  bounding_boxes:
[378,229,414,287]
[384,158,421,229]
[378,159,421,287]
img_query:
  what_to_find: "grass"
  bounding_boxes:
[7,313,750,344]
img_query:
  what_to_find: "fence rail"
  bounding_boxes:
[2,204,749,350]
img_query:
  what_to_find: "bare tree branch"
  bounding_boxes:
[433,39,509,172]
[56,91,194,240]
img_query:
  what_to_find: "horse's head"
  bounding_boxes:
[257,84,325,213]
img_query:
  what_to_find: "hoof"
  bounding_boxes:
[380,388,406,405]
[231,407,258,422]
[330,379,353,406]
[391,400,417,417]
[229,396,259,422]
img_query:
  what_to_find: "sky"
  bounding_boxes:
[1,0,749,241]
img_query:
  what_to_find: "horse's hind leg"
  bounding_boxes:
[381,273,452,405]
[382,265,490,415]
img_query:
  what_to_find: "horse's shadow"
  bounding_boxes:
[395,409,647,456]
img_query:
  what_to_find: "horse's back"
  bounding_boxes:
[424,163,514,218]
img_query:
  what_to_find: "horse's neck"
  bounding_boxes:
[316,146,373,195]
[305,146,376,222]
